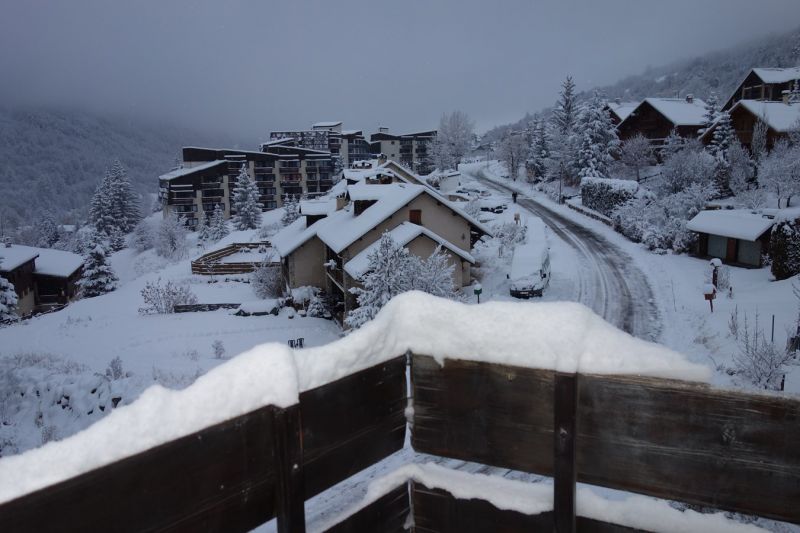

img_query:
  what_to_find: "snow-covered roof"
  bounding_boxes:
[300,199,336,216]
[735,100,800,132]
[643,97,707,126]
[158,160,226,181]
[312,121,342,128]
[751,67,800,84]
[0,245,39,271]
[341,129,362,136]
[343,222,475,279]
[343,165,400,184]
[606,101,639,122]
[687,210,774,241]
[260,138,294,148]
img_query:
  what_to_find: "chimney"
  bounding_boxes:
[614,97,621,105]
[782,90,791,105]
[685,94,694,104]
[379,127,389,133]
[335,195,347,211]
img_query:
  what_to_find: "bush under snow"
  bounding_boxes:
[581,177,639,218]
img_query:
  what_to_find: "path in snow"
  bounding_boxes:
[469,168,661,342]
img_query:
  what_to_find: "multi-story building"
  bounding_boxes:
[369,128,436,175]
[158,143,336,227]
[266,122,370,169]
[616,95,707,146]
[722,67,800,111]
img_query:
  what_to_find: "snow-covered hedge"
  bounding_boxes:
[769,218,800,280]
[580,177,639,218]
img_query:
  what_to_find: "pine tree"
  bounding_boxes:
[0,259,19,323]
[530,119,550,180]
[575,92,619,179]
[790,79,800,104]
[231,165,262,230]
[709,111,736,194]
[197,210,210,241]
[662,128,685,157]
[34,212,60,248]
[108,226,126,252]
[208,204,229,242]
[701,92,719,134]
[78,245,118,298]
[281,194,300,226]
[345,233,417,329]
[552,76,577,135]
[89,159,140,236]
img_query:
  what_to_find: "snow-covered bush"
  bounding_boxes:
[212,340,226,360]
[770,217,800,280]
[492,222,527,257]
[0,259,19,324]
[130,220,154,252]
[105,356,127,380]
[155,212,188,259]
[138,278,198,314]
[78,245,118,298]
[580,177,638,217]
[306,294,328,318]
[252,259,282,299]
[463,197,481,218]
[656,141,716,196]
[732,311,796,390]
[281,195,300,226]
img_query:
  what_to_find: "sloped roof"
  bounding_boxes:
[343,222,475,279]
[0,245,39,271]
[687,210,774,241]
[643,97,707,126]
[312,121,342,128]
[752,67,800,84]
[158,160,226,181]
[606,101,639,122]
[736,100,800,132]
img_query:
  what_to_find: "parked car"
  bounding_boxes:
[508,218,550,298]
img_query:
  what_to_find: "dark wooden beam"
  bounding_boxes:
[554,372,578,533]
[273,406,306,533]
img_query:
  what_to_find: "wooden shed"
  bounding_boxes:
[687,210,774,267]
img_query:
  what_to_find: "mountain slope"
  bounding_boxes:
[0,108,244,229]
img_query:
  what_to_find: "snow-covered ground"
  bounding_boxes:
[462,161,799,394]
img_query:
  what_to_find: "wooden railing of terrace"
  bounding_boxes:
[0,353,798,532]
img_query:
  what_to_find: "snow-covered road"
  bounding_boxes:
[468,168,660,342]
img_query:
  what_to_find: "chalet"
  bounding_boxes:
[617,96,707,145]
[272,180,490,323]
[0,244,84,316]
[342,158,429,187]
[722,67,800,111]
[686,210,773,267]
[370,128,437,175]
[605,99,639,126]
[158,144,335,227]
[700,99,800,151]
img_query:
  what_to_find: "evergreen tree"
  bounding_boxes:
[34,212,61,248]
[108,226,126,252]
[208,204,229,242]
[197,210,210,241]
[575,92,619,179]
[345,233,417,329]
[88,159,140,236]
[790,79,800,104]
[701,92,719,134]
[78,245,118,297]
[709,111,736,194]
[231,165,262,230]
[662,128,685,157]
[0,258,19,323]
[530,119,550,180]
[552,76,577,135]
[281,194,300,226]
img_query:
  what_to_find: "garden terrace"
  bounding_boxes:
[0,293,797,532]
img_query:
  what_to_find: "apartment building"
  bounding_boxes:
[369,128,437,175]
[266,122,370,169]
[158,144,336,227]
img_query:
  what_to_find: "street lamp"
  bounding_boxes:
[473,282,483,304]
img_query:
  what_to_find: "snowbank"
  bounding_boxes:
[295,292,710,391]
[320,463,765,533]
[0,345,298,504]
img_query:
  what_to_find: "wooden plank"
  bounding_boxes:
[273,406,306,533]
[0,406,279,533]
[577,373,800,524]
[411,355,554,475]
[412,484,641,533]
[554,372,578,533]
[323,484,409,533]
[300,356,407,498]
[411,355,800,524]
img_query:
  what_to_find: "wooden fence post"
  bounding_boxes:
[273,406,306,533]
[553,372,578,533]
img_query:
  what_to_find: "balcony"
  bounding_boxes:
[169,197,195,205]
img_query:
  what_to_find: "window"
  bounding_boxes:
[409,209,422,225]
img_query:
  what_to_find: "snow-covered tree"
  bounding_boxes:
[345,233,417,329]
[207,204,229,242]
[89,160,140,237]
[790,79,800,104]
[139,278,198,314]
[529,119,550,181]
[498,132,529,181]
[430,111,475,171]
[575,92,619,179]
[657,139,716,195]
[34,212,60,248]
[196,210,210,242]
[751,114,769,176]
[661,128,685,157]
[0,259,18,323]
[252,259,282,299]
[619,134,654,182]
[130,220,153,252]
[231,165,262,230]
[552,76,577,135]
[759,139,800,207]
[701,92,719,135]
[412,247,457,299]
[281,194,300,226]
[727,142,755,197]
[108,226,126,252]
[155,211,188,259]
[708,111,736,194]
[78,245,117,298]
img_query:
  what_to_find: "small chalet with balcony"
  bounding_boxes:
[722,67,800,111]
[700,99,800,152]
[617,95,707,146]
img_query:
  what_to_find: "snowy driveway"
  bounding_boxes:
[469,169,660,342]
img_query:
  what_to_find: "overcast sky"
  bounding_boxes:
[1,0,799,143]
